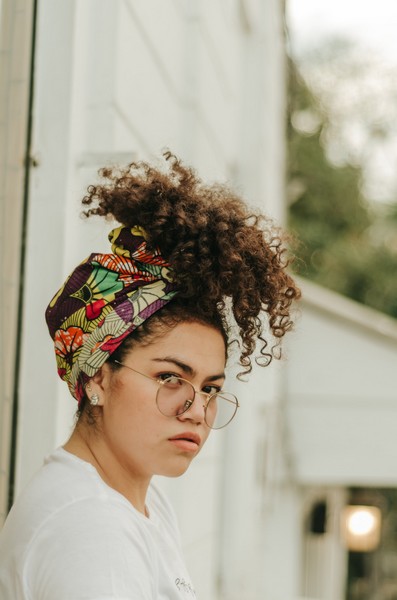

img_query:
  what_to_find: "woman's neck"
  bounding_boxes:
[64,426,150,516]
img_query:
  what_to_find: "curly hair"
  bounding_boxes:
[81,152,300,376]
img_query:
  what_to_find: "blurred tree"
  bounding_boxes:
[291,38,397,203]
[287,58,397,318]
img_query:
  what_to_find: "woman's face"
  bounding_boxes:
[93,321,227,484]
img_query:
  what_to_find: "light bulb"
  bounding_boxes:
[347,509,376,536]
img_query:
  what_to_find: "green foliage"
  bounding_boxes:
[287,60,397,318]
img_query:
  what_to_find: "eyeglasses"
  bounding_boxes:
[113,360,239,430]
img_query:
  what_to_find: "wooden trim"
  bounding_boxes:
[0,0,35,524]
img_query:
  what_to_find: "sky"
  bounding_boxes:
[287,0,397,63]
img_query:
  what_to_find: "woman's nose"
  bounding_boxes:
[178,393,206,424]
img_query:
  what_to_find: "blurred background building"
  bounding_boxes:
[1,1,397,599]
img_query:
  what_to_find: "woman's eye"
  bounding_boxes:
[158,373,181,384]
[203,385,221,396]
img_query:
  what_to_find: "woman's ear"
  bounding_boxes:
[91,365,106,389]
[85,364,111,406]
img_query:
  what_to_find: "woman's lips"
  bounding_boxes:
[169,432,201,452]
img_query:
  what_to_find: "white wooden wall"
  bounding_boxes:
[8,1,290,598]
[0,0,35,524]
[286,279,397,487]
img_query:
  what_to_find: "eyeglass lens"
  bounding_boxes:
[156,376,238,430]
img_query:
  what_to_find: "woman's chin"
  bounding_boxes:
[158,459,194,478]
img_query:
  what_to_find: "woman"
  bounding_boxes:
[0,153,300,599]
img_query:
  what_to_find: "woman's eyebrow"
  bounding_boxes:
[151,357,225,381]
[206,374,226,383]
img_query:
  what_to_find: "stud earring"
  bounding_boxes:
[90,393,100,406]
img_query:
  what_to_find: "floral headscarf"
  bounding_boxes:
[45,226,178,403]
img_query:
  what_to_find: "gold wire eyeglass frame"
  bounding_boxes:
[113,359,239,430]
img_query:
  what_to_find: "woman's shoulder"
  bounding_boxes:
[4,449,179,546]
[0,449,160,599]
[9,448,111,513]
[1,448,137,547]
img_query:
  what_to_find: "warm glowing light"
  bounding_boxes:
[347,509,376,536]
[341,505,382,552]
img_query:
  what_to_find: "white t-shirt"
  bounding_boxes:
[0,448,197,600]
